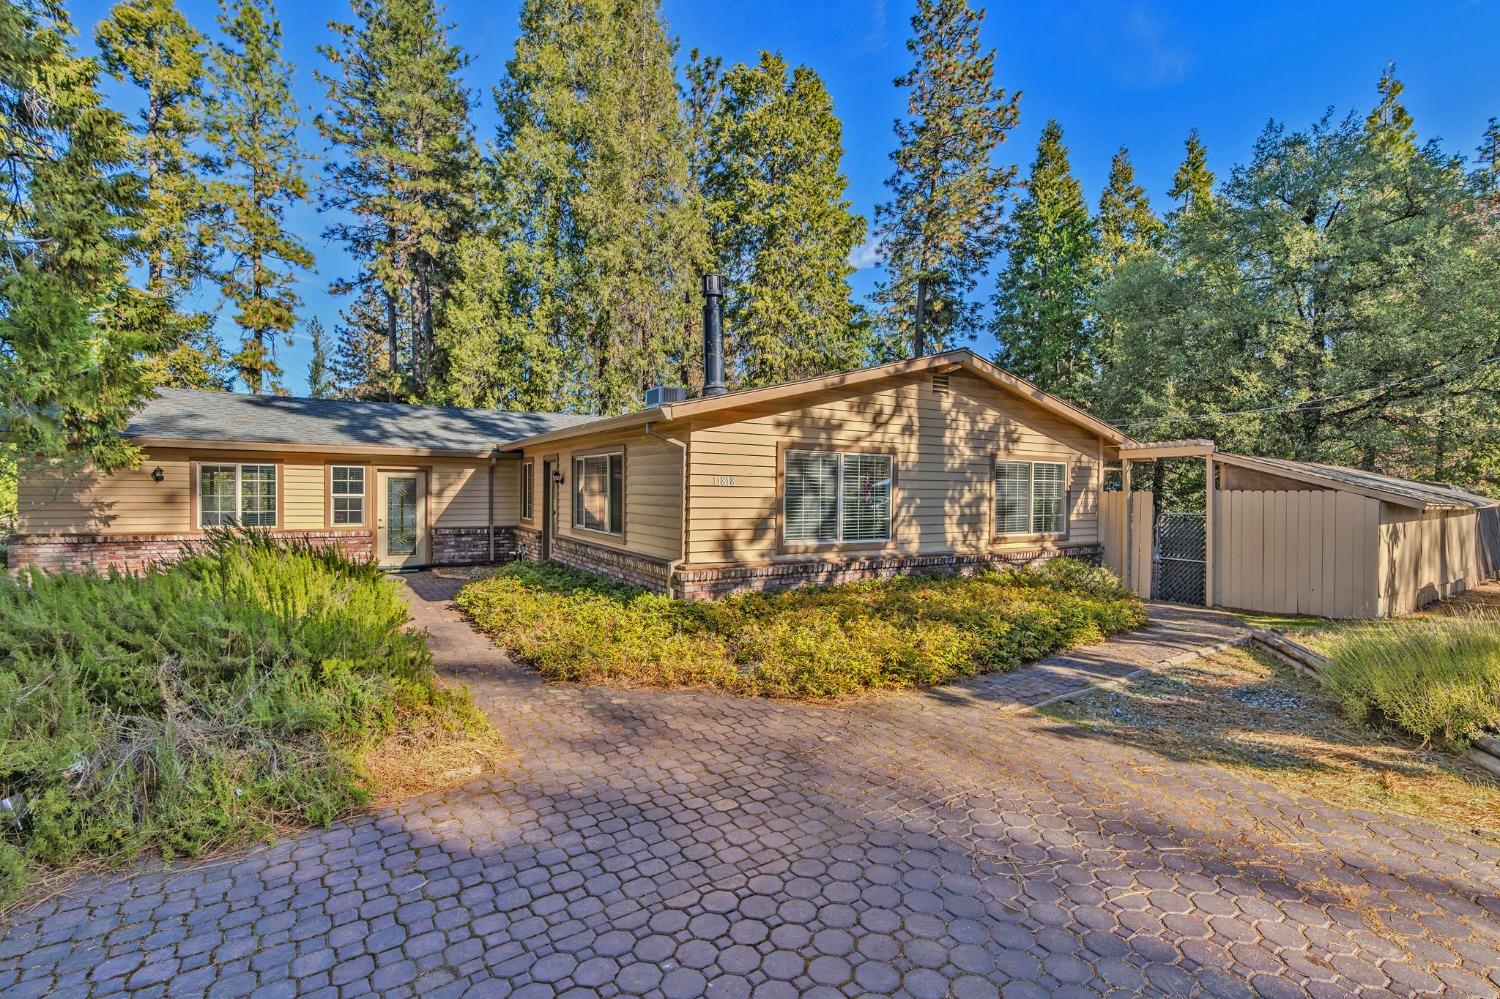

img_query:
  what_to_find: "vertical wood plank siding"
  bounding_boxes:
[682,370,1104,565]
[1208,489,1453,619]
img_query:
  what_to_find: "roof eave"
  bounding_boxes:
[497,408,668,451]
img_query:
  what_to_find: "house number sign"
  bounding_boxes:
[713,475,737,487]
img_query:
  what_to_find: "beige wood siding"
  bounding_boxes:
[1099,490,1152,597]
[15,447,512,535]
[1213,489,1382,618]
[522,427,685,562]
[683,369,1105,565]
[1378,506,1478,616]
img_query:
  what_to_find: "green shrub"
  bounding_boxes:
[456,558,1146,700]
[0,528,485,905]
[1317,614,1500,751]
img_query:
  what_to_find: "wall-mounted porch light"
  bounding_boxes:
[151,466,165,482]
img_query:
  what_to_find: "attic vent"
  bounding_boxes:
[931,372,950,395]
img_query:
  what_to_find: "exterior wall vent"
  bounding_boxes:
[645,385,689,407]
[931,372,950,395]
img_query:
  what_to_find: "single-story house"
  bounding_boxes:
[9,348,1131,598]
[9,342,1496,612]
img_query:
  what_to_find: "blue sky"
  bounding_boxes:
[70,0,1500,397]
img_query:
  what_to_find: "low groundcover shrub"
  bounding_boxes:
[457,558,1146,700]
[1316,614,1500,752]
[0,529,487,905]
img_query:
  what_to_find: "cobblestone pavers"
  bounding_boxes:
[2,573,1497,998]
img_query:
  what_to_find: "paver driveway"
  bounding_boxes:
[3,574,1498,998]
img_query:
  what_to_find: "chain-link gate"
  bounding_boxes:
[1152,511,1206,605]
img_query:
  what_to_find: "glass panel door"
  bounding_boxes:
[385,475,418,556]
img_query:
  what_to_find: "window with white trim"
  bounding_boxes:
[784,450,893,543]
[330,465,365,525]
[199,463,277,528]
[520,460,534,521]
[994,460,1067,536]
[573,453,623,535]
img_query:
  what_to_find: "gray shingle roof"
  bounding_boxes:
[1224,454,1498,510]
[126,387,600,454]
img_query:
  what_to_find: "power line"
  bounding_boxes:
[1114,352,1500,430]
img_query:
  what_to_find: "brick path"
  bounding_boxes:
[2,574,1497,998]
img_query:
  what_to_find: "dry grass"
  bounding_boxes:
[1043,646,1500,839]
[360,726,509,806]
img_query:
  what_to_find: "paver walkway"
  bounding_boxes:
[2,574,1498,999]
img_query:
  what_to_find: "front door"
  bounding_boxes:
[541,459,556,560]
[377,470,428,568]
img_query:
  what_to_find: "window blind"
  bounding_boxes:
[785,450,839,542]
[840,453,892,542]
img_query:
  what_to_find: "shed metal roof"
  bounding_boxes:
[1217,453,1497,510]
[125,387,598,456]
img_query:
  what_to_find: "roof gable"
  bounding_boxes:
[501,349,1130,450]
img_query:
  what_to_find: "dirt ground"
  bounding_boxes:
[1042,644,1500,840]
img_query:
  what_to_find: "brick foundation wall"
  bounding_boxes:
[550,534,673,593]
[6,530,374,576]
[514,525,543,562]
[673,545,1103,601]
[430,526,519,566]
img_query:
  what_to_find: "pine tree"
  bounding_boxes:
[1096,146,1164,268]
[207,0,313,394]
[95,0,227,389]
[471,0,708,415]
[316,0,479,400]
[874,0,1019,357]
[2,0,164,473]
[991,120,1097,403]
[1168,129,1215,213]
[331,281,399,398]
[698,52,868,387]
[305,317,334,398]
[1365,62,1417,159]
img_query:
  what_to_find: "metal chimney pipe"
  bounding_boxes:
[702,274,727,397]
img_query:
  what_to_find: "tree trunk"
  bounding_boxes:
[913,277,927,358]
[384,289,399,400]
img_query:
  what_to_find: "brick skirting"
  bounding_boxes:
[514,525,543,561]
[430,526,519,566]
[673,545,1104,600]
[549,534,674,593]
[6,530,375,576]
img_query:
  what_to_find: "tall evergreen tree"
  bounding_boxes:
[874,0,1018,357]
[1365,62,1417,159]
[2,0,163,474]
[1096,146,1164,268]
[331,282,399,398]
[305,317,334,398]
[207,0,313,394]
[95,0,227,389]
[697,52,868,386]
[316,0,479,399]
[992,120,1096,403]
[461,0,708,415]
[1168,129,1215,213]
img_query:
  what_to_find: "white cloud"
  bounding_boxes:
[848,236,885,270]
[1125,2,1192,87]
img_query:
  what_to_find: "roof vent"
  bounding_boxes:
[931,372,950,395]
[645,385,688,408]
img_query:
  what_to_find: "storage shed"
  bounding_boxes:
[1106,444,1498,618]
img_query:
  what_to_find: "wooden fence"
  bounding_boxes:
[1099,491,1152,599]
[1213,490,1380,618]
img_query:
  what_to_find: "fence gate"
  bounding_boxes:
[1152,511,1206,605]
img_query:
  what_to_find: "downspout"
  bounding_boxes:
[644,421,688,598]
[487,450,496,564]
